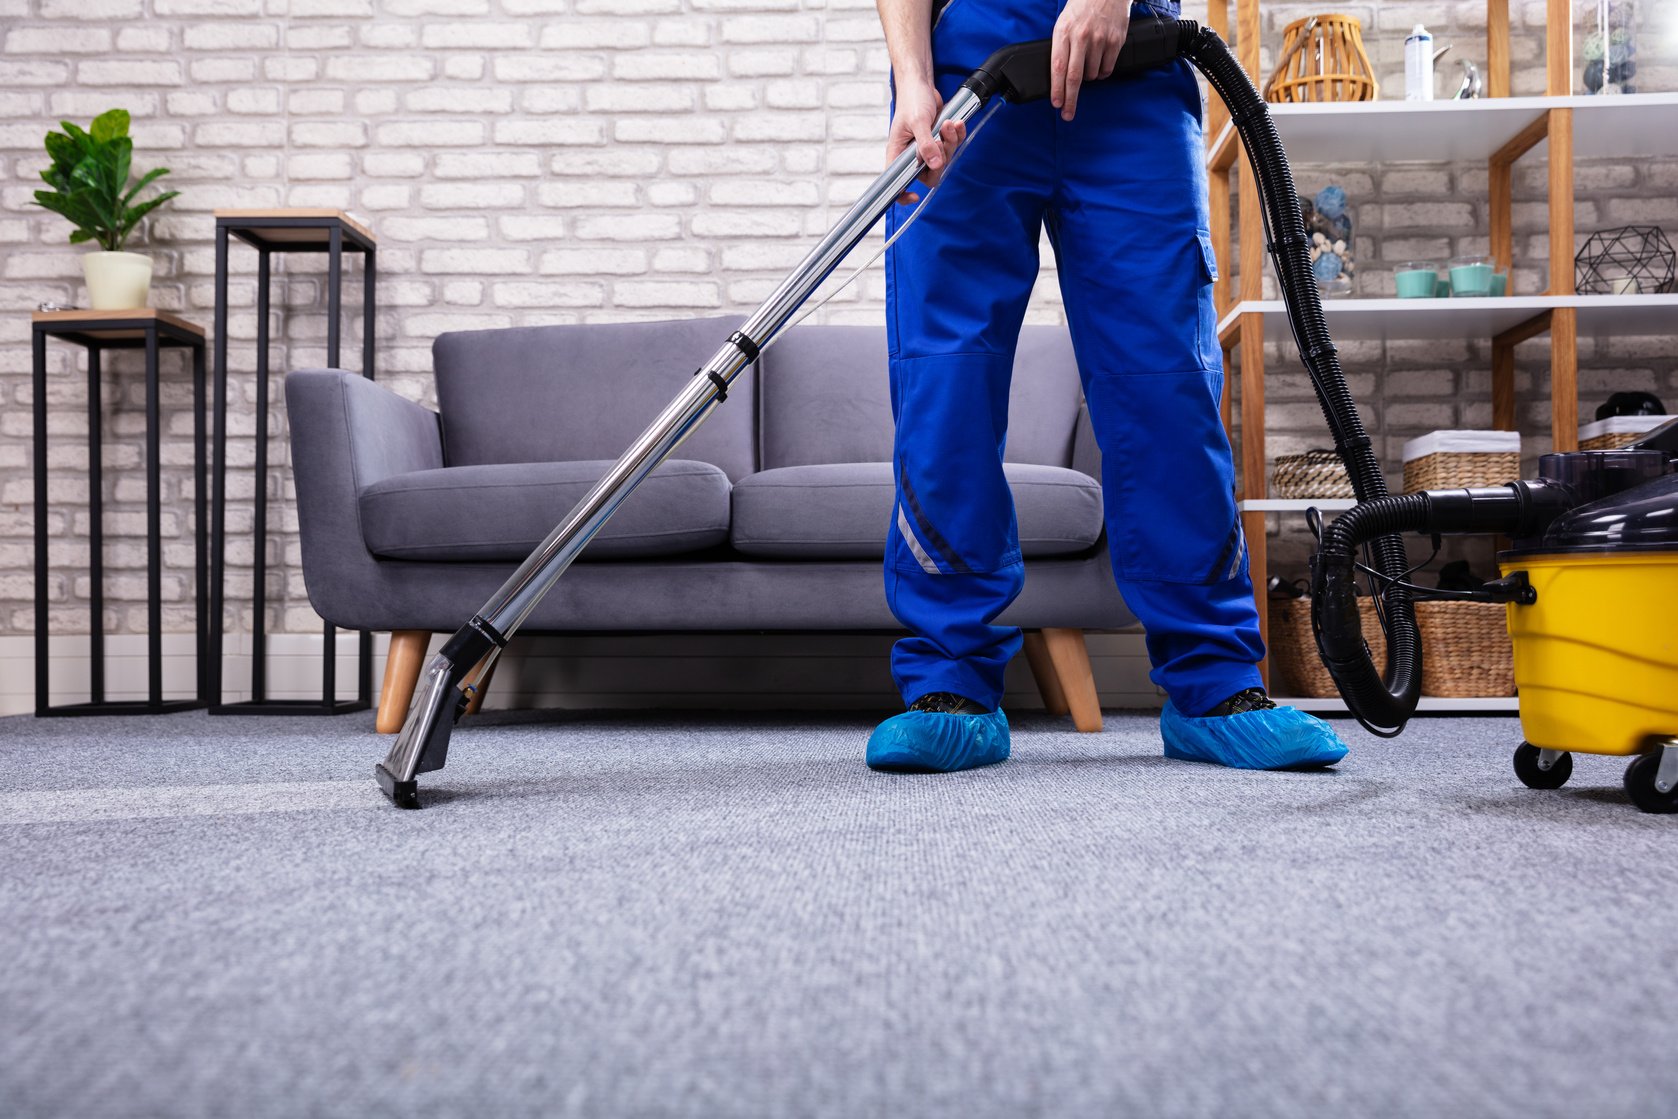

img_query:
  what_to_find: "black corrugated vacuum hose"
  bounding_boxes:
[1309,480,1577,728]
[1179,26,1423,735]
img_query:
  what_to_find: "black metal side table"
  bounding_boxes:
[31,309,209,716]
[211,208,376,715]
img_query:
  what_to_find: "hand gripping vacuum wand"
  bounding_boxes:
[376,18,1412,807]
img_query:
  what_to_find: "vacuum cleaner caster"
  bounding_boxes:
[1513,742,1572,790]
[1623,740,1678,814]
[374,763,422,809]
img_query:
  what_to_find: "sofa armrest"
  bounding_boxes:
[1071,402,1101,481]
[285,370,443,626]
[287,369,443,492]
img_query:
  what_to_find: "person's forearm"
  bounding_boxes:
[876,0,936,86]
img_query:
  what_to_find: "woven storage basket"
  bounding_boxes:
[1269,596,1386,699]
[1403,430,1521,494]
[1417,600,1514,697]
[1578,415,1677,451]
[1272,449,1355,499]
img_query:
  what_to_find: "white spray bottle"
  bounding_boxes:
[1405,23,1435,101]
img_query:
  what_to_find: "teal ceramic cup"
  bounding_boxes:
[1395,263,1439,298]
[1491,272,1508,297]
[1450,256,1495,297]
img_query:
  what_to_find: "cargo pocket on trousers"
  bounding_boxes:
[1195,230,1221,371]
[1197,230,1220,282]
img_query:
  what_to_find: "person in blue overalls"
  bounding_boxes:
[866,0,1348,772]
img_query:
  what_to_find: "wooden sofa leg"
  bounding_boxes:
[377,630,430,734]
[463,654,498,716]
[1041,627,1103,733]
[1022,631,1070,716]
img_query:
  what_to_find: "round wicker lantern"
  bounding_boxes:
[1265,14,1379,104]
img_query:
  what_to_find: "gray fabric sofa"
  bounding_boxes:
[285,315,1135,731]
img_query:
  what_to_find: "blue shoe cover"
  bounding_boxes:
[866,708,1010,773]
[1159,699,1348,770]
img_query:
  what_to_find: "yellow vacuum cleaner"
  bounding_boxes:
[1310,425,1678,813]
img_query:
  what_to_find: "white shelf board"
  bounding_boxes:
[1239,498,1356,511]
[1210,93,1678,166]
[1213,97,1550,165]
[1218,294,1678,344]
[1568,293,1678,336]
[1277,696,1521,714]
[1569,93,1678,159]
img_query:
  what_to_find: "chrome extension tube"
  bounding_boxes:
[376,89,985,806]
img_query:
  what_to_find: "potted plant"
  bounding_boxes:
[33,108,179,311]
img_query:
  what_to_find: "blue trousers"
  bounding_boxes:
[883,0,1264,718]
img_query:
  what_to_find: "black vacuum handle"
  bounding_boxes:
[964,19,1196,103]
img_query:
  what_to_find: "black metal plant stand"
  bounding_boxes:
[211,209,376,715]
[31,310,210,716]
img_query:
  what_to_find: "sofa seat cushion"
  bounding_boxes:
[360,459,731,562]
[730,462,1103,559]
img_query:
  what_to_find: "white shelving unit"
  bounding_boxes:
[1201,2,1678,715]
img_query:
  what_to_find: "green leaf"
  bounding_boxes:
[69,229,95,244]
[90,108,130,144]
[109,136,132,206]
[64,166,118,241]
[44,130,79,173]
[32,189,89,219]
[69,155,101,189]
[117,190,179,248]
[33,190,104,243]
[62,202,105,235]
[121,190,178,229]
[60,122,95,157]
[121,166,170,207]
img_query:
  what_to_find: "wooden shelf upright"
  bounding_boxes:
[1203,0,1590,689]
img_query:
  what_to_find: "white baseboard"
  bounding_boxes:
[0,631,1165,718]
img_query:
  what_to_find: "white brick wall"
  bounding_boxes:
[0,0,1675,679]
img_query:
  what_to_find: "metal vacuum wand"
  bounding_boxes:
[375,21,1199,806]
[375,91,988,807]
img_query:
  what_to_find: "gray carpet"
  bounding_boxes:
[3,708,1675,1118]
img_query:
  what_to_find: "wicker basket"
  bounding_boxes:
[1272,449,1355,499]
[1264,14,1378,104]
[1269,596,1387,699]
[1578,415,1677,451]
[1403,430,1521,494]
[1417,600,1515,697]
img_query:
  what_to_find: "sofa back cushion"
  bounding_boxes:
[433,315,759,481]
[758,325,1084,469]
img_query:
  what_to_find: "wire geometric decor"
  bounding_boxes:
[1575,225,1676,295]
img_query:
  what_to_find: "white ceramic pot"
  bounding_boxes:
[83,250,153,310]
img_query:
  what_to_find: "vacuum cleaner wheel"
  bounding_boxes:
[1513,742,1573,790]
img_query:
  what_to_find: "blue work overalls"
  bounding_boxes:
[883,0,1265,717]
